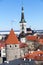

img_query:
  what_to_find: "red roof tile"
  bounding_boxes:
[24,51,43,60]
[19,43,28,48]
[26,36,37,41]
[33,51,43,55]
[26,35,43,45]
[5,29,20,44]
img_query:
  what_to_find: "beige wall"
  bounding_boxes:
[20,47,28,57]
[26,41,35,51]
[6,44,20,61]
[20,23,26,33]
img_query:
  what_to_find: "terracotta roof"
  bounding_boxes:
[26,36,37,41]
[19,43,28,48]
[24,53,35,59]
[33,51,43,55]
[5,29,20,44]
[24,51,43,60]
[26,35,43,45]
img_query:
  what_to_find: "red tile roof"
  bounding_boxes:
[19,43,28,48]
[5,29,20,44]
[26,36,37,41]
[33,51,43,55]
[24,51,43,60]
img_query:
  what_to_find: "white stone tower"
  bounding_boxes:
[19,7,26,43]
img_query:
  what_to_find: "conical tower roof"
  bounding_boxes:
[20,6,26,23]
[5,29,20,44]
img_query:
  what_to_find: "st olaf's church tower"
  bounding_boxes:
[19,6,27,43]
[20,6,26,33]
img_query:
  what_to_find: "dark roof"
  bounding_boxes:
[20,20,26,23]
[19,31,26,38]
[27,28,32,31]
[0,59,37,65]
[26,33,33,36]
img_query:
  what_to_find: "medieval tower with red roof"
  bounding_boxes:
[5,29,20,61]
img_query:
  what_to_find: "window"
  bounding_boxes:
[15,45,17,47]
[15,55,17,58]
[10,45,11,48]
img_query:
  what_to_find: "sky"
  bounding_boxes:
[0,0,43,31]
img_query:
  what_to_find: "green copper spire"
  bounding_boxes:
[20,6,26,23]
[21,6,24,20]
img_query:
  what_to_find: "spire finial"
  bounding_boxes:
[20,0,26,23]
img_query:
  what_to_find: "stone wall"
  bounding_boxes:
[6,44,20,61]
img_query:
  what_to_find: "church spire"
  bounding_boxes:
[19,6,26,33]
[20,6,26,23]
[21,6,24,21]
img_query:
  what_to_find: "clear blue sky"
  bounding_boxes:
[0,0,43,31]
